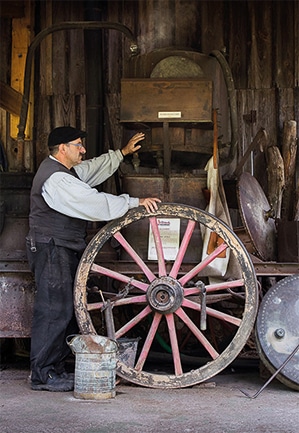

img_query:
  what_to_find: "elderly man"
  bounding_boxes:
[26,126,160,391]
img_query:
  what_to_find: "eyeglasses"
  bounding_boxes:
[65,142,86,149]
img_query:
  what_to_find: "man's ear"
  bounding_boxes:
[60,143,67,153]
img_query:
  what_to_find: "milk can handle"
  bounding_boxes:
[66,334,79,353]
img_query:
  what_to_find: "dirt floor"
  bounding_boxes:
[0,359,298,433]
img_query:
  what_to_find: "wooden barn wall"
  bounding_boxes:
[103,0,299,188]
[0,0,298,186]
[34,0,87,168]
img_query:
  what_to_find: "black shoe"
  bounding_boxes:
[59,371,75,382]
[31,371,74,392]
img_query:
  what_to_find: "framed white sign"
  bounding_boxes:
[158,111,182,118]
[148,218,180,261]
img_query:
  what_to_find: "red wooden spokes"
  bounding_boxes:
[149,217,167,277]
[91,263,148,291]
[74,204,258,388]
[169,220,196,278]
[86,217,242,373]
[175,307,219,359]
[135,312,162,371]
[115,305,152,338]
[178,242,228,286]
[165,313,183,375]
[113,231,156,282]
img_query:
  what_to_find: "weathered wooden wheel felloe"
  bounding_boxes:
[74,203,258,388]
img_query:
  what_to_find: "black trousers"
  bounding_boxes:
[26,240,80,384]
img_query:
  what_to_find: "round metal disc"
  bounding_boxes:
[256,275,299,390]
[150,56,205,78]
[237,172,276,261]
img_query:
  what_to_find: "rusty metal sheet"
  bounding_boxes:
[256,275,299,390]
[237,172,276,261]
[0,211,34,337]
[0,272,35,337]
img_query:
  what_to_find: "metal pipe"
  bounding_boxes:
[17,21,138,142]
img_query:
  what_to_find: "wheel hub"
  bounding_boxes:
[146,276,184,314]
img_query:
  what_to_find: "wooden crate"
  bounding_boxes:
[120,78,213,123]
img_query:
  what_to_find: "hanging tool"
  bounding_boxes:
[233,127,267,178]
[99,290,116,339]
[195,280,207,331]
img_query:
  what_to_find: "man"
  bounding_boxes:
[26,126,160,392]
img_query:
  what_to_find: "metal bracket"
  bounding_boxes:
[243,110,257,124]
[195,280,207,331]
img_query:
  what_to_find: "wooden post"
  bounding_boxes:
[281,120,297,220]
[294,191,299,221]
[266,146,285,219]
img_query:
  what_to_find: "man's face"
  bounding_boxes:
[64,138,86,166]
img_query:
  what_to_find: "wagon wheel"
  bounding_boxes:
[74,203,258,388]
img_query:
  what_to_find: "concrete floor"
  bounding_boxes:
[0,362,298,433]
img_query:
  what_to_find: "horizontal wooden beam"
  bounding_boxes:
[0,81,22,116]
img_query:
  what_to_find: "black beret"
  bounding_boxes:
[48,126,87,147]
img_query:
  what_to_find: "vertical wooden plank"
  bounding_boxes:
[227,0,248,90]
[295,0,299,86]
[247,1,272,89]
[39,0,53,96]
[138,0,155,54]
[36,96,51,166]
[273,0,294,88]
[277,88,295,132]
[236,88,276,187]
[52,94,76,126]
[254,89,276,190]
[68,28,85,94]
[105,0,123,150]
[36,0,87,171]
[236,89,255,173]
[200,1,224,55]
[66,1,85,95]
[45,1,85,119]
[106,0,123,93]
[157,0,176,48]
[36,1,53,170]
[106,0,147,153]
[138,0,175,53]
[281,120,297,220]
[100,0,122,198]
[10,0,33,138]
[75,94,86,132]
[0,16,11,151]
[122,0,138,68]
[51,1,68,95]
[50,1,85,95]
[174,0,200,48]
[294,1,299,145]
[11,8,31,95]
[0,17,11,82]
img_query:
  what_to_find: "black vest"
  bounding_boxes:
[28,157,87,251]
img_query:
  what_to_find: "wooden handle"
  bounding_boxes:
[213,109,218,169]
